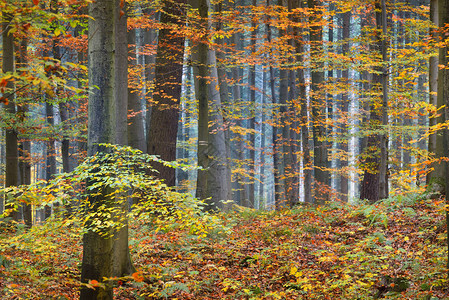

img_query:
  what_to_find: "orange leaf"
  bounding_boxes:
[32,0,39,5]
[132,272,144,282]
[0,97,9,105]
[89,279,99,286]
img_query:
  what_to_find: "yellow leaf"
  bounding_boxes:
[290,266,297,275]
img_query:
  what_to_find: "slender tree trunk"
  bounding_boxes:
[339,11,350,201]
[128,28,146,152]
[266,0,285,208]
[231,31,249,205]
[147,0,186,186]
[191,0,230,210]
[3,12,19,222]
[215,0,233,204]
[360,0,388,202]
[247,0,258,208]
[17,38,32,227]
[144,8,158,136]
[45,103,56,219]
[308,0,330,203]
[277,22,288,209]
[291,0,312,204]
[378,0,389,199]
[427,0,441,185]
[438,0,449,273]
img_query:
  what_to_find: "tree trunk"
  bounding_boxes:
[247,0,258,208]
[378,0,389,200]
[360,0,389,202]
[45,103,56,219]
[339,11,350,201]
[308,0,330,203]
[80,0,132,298]
[146,0,186,186]
[438,0,449,274]
[17,38,32,227]
[127,28,147,152]
[427,0,441,185]
[3,12,19,222]
[191,0,230,210]
[231,31,249,205]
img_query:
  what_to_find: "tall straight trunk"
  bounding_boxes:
[277,23,288,209]
[144,8,158,136]
[247,0,258,208]
[438,0,449,274]
[80,0,132,298]
[17,38,32,227]
[378,0,389,199]
[339,11,351,201]
[360,0,388,202]
[215,0,233,204]
[45,103,56,219]
[427,0,441,185]
[231,31,249,204]
[191,0,230,210]
[308,0,330,203]
[285,0,299,207]
[128,28,146,152]
[147,0,186,186]
[3,12,19,222]
[259,70,267,207]
[266,0,285,208]
[292,0,312,204]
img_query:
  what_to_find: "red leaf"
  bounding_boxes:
[0,97,9,105]
[32,0,39,5]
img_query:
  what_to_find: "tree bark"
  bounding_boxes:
[339,11,351,201]
[146,0,186,186]
[308,0,330,203]
[3,12,19,222]
[360,0,388,202]
[190,0,230,210]
[127,28,146,152]
[427,0,442,186]
[80,0,132,298]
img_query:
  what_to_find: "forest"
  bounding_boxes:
[0,0,449,298]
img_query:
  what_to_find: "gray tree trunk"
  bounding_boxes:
[231,31,249,205]
[127,28,146,152]
[80,0,132,298]
[191,0,230,210]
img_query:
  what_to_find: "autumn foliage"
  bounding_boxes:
[0,193,447,299]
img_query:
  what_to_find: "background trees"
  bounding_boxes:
[0,0,444,222]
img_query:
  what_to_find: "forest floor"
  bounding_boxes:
[0,194,448,299]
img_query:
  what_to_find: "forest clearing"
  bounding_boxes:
[2,0,449,299]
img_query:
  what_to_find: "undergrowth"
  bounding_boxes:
[0,193,447,299]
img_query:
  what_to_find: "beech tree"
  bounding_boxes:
[80,0,132,298]
[147,0,186,186]
[3,10,19,221]
[189,0,231,210]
